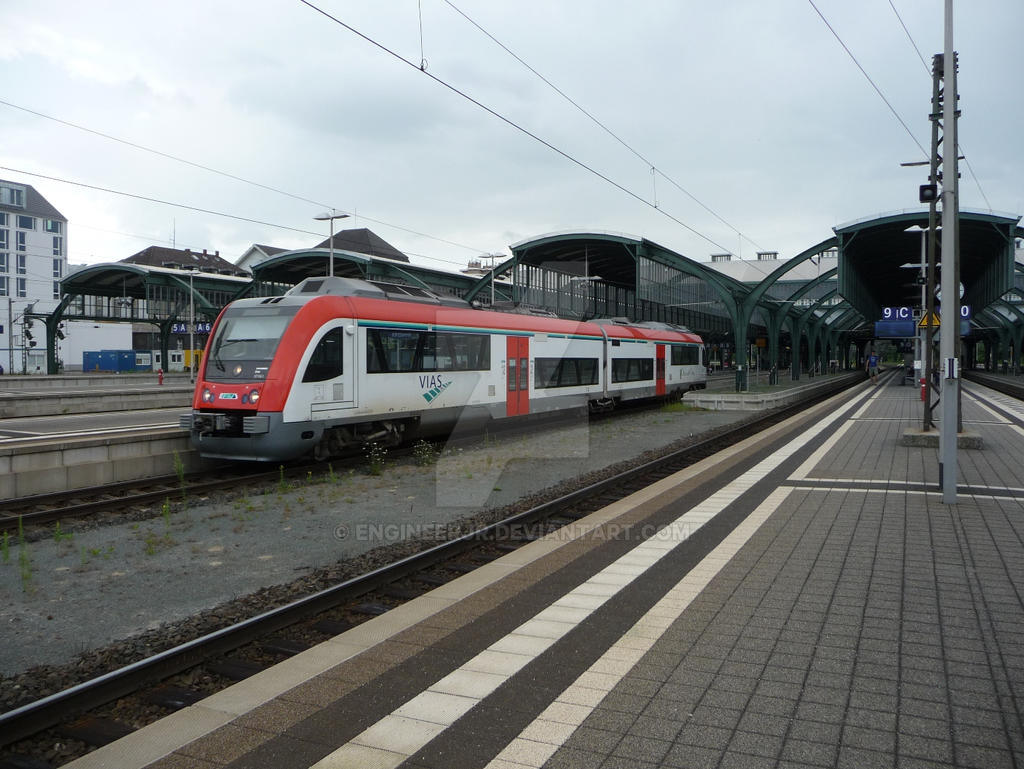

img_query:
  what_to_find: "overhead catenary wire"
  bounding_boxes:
[885,0,992,210]
[0,166,483,271]
[440,0,766,255]
[297,0,737,258]
[807,0,929,160]
[0,98,491,257]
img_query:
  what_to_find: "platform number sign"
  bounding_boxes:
[882,307,913,321]
[172,322,213,334]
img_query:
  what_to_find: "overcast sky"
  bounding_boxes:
[2,0,1020,276]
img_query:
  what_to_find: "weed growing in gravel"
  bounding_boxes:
[326,463,338,483]
[412,440,439,466]
[174,451,187,502]
[143,529,174,556]
[277,466,292,493]
[162,498,172,529]
[234,495,258,516]
[18,518,33,593]
[660,401,702,413]
[365,442,387,476]
[52,521,74,546]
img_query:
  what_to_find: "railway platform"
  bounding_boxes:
[63,372,1024,769]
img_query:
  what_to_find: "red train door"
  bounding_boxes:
[506,336,530,416]
[656,344,666,396]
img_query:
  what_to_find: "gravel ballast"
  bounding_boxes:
[0,405,745,682]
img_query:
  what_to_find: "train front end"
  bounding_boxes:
[181,298,304,461]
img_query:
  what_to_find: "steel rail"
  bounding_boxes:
[0,374,859,747]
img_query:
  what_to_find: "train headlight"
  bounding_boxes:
[249,389,260,404]
[233,364,244,376]
[202,388,214,403]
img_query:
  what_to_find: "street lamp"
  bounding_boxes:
[313,210,351,277]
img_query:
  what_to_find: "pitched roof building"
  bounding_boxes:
[122,245,248,277]
[315,228,410,263]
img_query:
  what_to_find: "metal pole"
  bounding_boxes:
[328,214,334,278]
[924,55,941,432]
[939,0,959,503]
[7,298,12,375]
[189,270,195,384]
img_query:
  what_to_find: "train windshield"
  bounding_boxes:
[204,305,299,381]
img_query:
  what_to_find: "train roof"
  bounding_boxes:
[228,276,703,345]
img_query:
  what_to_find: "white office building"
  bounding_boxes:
[0,179,68,373]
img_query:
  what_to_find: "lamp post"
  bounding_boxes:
[314,210,351,277]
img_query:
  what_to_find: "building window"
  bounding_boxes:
[16,277,26,298]
[0,213,7,226]
[0,184,25,208]
[53,237,63,257]
[53,280,61,299]
[16,231,26,252]
[16,215,35,230]
[53,258,62,278]
[17,254,26,275]
[44,219,62,234]
[0,253,6,273]
[0,277,7,297]
[0,229,7,251]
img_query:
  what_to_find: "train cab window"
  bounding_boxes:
[302,327,345,382]
[205,305,298,381]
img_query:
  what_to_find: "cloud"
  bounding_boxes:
[1,0,1019,273]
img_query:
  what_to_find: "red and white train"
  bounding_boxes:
[181,276,707,461]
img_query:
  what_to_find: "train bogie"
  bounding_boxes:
[181,277,706,462]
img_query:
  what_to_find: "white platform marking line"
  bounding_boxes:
[965,390,1024,438]
[308,388,871,769]
[484,486,795,769]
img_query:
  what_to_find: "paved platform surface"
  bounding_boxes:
[65,374,1024,769]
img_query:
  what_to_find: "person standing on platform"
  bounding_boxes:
[866,350,880,385]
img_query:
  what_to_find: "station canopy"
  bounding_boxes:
[835,209,1021,322]
[39,213,1024,379]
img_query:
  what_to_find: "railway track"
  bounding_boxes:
[0,464,314,535]
[0,375,858,767]
[962,369,1024,400]
[0,397,686,535]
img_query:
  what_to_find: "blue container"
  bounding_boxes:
[82,350,153,372]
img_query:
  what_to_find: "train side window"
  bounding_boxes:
[508,358,517,392]
[367,328,491,373]
[519,357,529,391]
[302,328,345,382]
[612,358,654,383]
[533,358,599,389]
[671,345,698,365]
